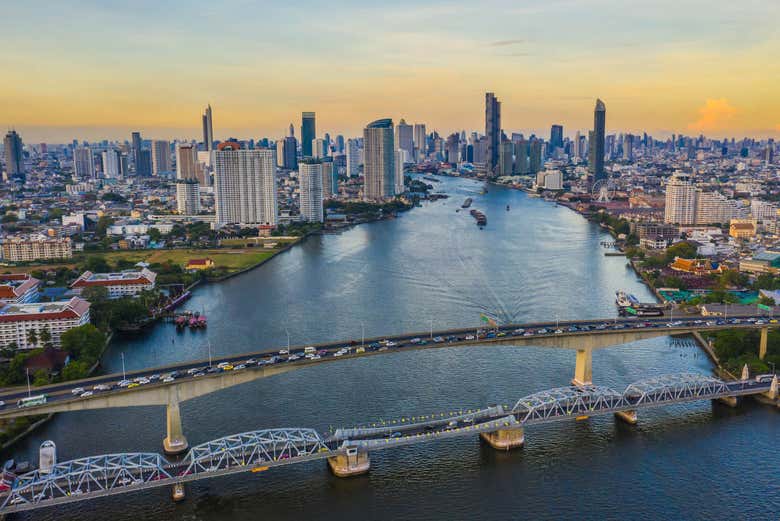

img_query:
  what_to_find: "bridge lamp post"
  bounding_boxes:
[361,321,365,349]
[121,352,126,382]
[285,327,291,352]
[25,368,31,398]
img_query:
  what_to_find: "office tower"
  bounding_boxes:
[73,147,94,178]
[275,140,285,168]
[573,131,582,159]
[151,140,171,175]
[499,141,514,176]
[102,150,121,178]
[301,112,316,157]
[313,138,327,159]
[176,143,199,180]
[413,123,427,161]
[213,145,277,226]
[283,136,298,170]
[550,125,563,154]
[202,104,214,151]
[176,179,200,215]
[623,134,634,161]
[131,131,151,176]
[395,150,404,195]
[664,172,696,225]
[363,119,395,200]
[444,133,459,164]
[299,158,324,223]
[588,99,606,181]
[529,140,543,174]
[485,92,501,174]
[321,157,337,198]
[335,135,345,154]
[4,130,24,178]
[346,138,361,177]
[395,119,414,161]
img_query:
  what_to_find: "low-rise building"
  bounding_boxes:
[739,250,780,275]
[186,258,215,271]
[1,236,72,262]
[0,274,40,304]
[71,268,157,299]
[0,297,91,350]
[729,219,757,239]
[669,257,723,276]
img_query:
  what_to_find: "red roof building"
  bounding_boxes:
[0,274,40,304]
[0,297,91,350]
[71,268,157,299]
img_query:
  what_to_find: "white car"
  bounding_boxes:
[80,391,93,398]
[71,387,85,395]
[279,349,290,355]
[118,380,132,388]
[163,376,175,383]
[465,335,475,340]
[0,400,5,408]
[93,384,110,392]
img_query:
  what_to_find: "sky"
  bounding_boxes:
[2,0,779,143]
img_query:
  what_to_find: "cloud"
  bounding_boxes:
[688,98,737,132]
[489,39,524,47]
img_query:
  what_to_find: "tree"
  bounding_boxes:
[61,361,90,381]
[39,327,52,348]
[95,216,114,238]
[81,285,109,304]
[32,369,49,386]
[25,329,38,349]
[83,255,111,273]
[148,227,162,242]
[60,324,106,361]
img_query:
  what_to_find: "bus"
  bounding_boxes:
[17,395,47,409]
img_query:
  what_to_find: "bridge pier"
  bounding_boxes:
[328,447,370,477]
[759,327,768,360]
[163,397,189,455]
[480,427,525,450]
[614,410,638,425]
[572,348,593,387]
[763,376,778,401]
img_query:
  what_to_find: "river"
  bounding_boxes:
[7,175,779,520]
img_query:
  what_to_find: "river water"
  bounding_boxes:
[7,175,779,520]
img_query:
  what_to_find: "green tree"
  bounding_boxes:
[61,361,90,381]
[39,327,52,348]
[32,369,49,386]
[148,227,162,242]
[60,324,106,361]
[83,255,111,273]
[25,329,38,349]
[95,216,114,238]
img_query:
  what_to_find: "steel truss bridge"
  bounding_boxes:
[0,372,774,515]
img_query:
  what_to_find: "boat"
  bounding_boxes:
[469,209,487,227]
[615,290,665,316]
[615,290,639,308]
[506,204,510,211]
[461,197,473,209]
[172,483,185,502]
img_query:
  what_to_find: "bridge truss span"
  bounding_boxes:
[623,373,729,406]
[181,428,331,475]
[3,453,171,510]
[512,385,627,423]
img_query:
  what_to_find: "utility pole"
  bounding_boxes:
[121,352,126,381]
[361,321,365,349]
[26,368,31,398]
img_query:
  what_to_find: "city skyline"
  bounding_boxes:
[2,1,779,142]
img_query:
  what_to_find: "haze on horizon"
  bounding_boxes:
[2,0,779,143]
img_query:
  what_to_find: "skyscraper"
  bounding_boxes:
[363,119,395,200]
[395,119,414,162]
[301,112,316,158]
[664,172,696,225]
[73,147,94,178]
[413,123,427,161]
[589,99,606,181]
[176,143,198,181]
[313,138,327,159]
[623,134,634,161]
[485,92,501,174]
[529,140,543,174]
[202,104,214,151]
[498,141,514,176]
[346,138,361,177]
[131,131,151,176]
[299,158,324,223]
[395,150,404,195]
[321,157,337,198]
[3,130,24,178]
[176,179,200,215]
[514,140,529,174]
[102,149,121,178]
[550,125,563,153]
[213,144,277,226]
[151,140,171,175]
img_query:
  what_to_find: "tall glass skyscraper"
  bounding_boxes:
[4,130,24,178]
[202,104,214,151]
[301,112,316,158]
[363,118,395,200]
[485,93,501,175]
[589,99,606,181]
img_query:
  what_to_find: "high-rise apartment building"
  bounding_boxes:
[529,140,543,174]
[213,144,277,226]
[176,180,200,215]
[202,104,214,151]
[346,138,362,177]
[299,158,324,223]
[313,138,327,159]
[413,123,427,161]
[664,172,697,225]
[395,150,405,195]
[151,140,171,175]
[498,141,514,176]
[485,93,501,174]
[589,99,606,181]
[176,143,198,181]
[363,119,395,200]
[622,134,634,161]
[131,132,151,176]
[321,157,337,198]
[3,130,24,178]
[395,119,414,162]
[102,149,122,178]
[514,140,529,174]
[301,112,316,157]
[73,147,94,178]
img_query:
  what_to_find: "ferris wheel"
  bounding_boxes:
[591,179,617,203]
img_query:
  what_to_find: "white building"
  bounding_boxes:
[299,160,324,223]
[102,149,121,178]
[313,138,328,159]
[536,169,563,190]
[71,268,157,299]
[346,138,362,177]
[363,119,395,200]
[1,236,72,262]
[176,180,200,215]
[0,274,40,304]
[0,297,90,350]
[213,145,278,226]
[664,172,697,225]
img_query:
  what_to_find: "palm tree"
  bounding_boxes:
[26,329,38,349]
[39,327,52,348]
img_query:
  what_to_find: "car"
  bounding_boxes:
[0,401,5,408]
[465,335,475,340]
[93,384,110,392]
[555,329,563,334]
[447,420,458,428]
[410,337,421,344]
[356,347,365,353]
[71,387,85,395]
[386,341,397,347]
[207,367,220,373]
[220,364,234,371]
[390,432,402,438]
[149,374,160,381]
[244,359,256,365]
[163,377,175,383]
[333,352,344,357]
[193,372,205,378]
[127,383,140,389]
[118,380,132,388]
[279,349,289,355]
[234,364,246,370]
[496,332,506,337]
[80,391,93,398]
[137,377,151,385]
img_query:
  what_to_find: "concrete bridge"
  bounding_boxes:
[0,372,775,515]
[0,315,774,455]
